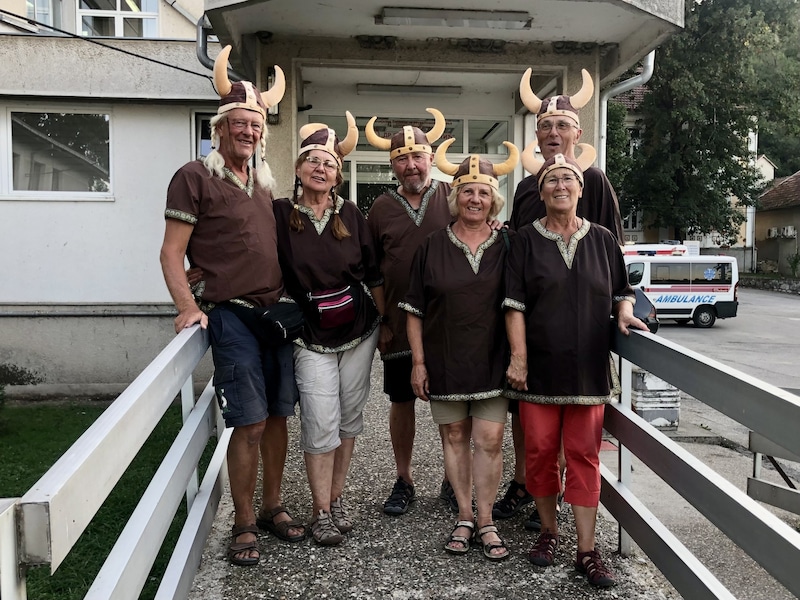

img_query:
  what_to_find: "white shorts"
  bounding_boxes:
[293,328,379,454]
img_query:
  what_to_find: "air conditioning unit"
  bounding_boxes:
[782,225,797,238]
[767,227,779,238]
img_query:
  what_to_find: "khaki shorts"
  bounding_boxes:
[429,395,509,425]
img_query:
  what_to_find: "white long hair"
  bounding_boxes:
[203,113,275,192]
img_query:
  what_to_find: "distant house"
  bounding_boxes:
[757,170,800,276]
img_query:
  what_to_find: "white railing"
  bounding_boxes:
[607,330,800,599]
[2,326,800,598]
[0,325,225,600]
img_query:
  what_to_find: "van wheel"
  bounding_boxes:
[693,306,716,328]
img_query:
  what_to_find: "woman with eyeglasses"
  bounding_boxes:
[503,143,648,587]
[272,113,386,546]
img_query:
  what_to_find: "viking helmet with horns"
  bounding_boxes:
[365,108,446,160]
[519,68,594,128]
[521,142,597,190]
[298,111,358,168]
[435,138,519,191]
[213,45,285,119]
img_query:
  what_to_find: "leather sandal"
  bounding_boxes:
[228,524,260,566]
[528,532,559,567]
[256,505,305,542]
[444,520,475,555]
[474,524,510,561]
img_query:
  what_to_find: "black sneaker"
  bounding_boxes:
[383,477,416,515]
[438,480,459,513]
[492,479,533,519]
[524,494,564,531]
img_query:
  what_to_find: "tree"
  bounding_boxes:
[605,100,634,217]
[620,0,800,239]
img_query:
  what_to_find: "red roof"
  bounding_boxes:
[759,170,800,211]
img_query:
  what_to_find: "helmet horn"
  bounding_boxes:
[570,69,594,110]
[214,45,233,97]
[338,111,358,157]
[574,143,597,171]
[425,108,446,143]
[519,68,542,114]
[261,65,286,109]
[520,141,544,176]
[365,116,392,151]
[493,142,519,176]
[434,138,459,176]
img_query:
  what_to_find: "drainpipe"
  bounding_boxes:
[598,50,655,172]
[196,16,245,81]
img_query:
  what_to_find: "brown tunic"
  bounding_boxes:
[509,167,624,242]
[401,226,510,401]
[503,220,634,405]
[273,196,382,353]
[367,181,452,359]
[164,160,283,307]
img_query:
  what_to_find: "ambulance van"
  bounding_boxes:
[624,254,739,328]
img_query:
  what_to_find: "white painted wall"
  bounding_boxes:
[0,102,213,303]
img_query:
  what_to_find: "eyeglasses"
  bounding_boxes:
[227,118,263,133]
[392,152,431,166]
[536,120,578,133]
[304,155,339,171]
[542,174,579,187]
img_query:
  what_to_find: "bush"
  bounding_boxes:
[787,252,800,278]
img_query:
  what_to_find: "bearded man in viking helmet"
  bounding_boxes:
[160,46,305,566]
[493,69,625,532]
[364,109,461,516]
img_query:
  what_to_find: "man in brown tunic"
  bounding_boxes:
[494,69,625,528]
[160,47,303,566]
[365,110,455,515]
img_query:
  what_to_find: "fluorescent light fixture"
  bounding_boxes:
[378,8,531,30]
[356,84,462,96]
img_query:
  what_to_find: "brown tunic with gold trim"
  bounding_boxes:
[273,196,382,353]
[509,167,624,242]
[164,160,283,307]
[400,226,510,401]
[367,180,452,360]
[503,219,633,405]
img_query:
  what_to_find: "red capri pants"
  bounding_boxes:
[519,402,605,507]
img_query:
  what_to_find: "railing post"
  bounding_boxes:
[181,375,199,509]
[618,357,634,556]
[0,498,26,600]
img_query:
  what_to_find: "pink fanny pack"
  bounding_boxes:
[308,286,357,329]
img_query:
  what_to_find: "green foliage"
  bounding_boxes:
[0,363,43,385]
[787,252,800,277]
[622,0,800,237]
[606,101,634,216]
[0,403,211,599]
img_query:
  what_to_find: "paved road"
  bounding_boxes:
[655,287,800,391]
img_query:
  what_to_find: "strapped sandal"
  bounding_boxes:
[528,532,559,567]
[228,524,260,566]
[474,524,510,561]
[492,480,533,519]
[444,520,475,555]
[256,505,306,542]
[576,549,617,587]
[310,510,343,546]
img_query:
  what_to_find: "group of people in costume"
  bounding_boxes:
[160,46,648,588]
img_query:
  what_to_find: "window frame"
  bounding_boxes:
[77,0,159,38]
[0,105,114,202]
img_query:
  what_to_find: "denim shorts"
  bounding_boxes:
[208,305,298,428]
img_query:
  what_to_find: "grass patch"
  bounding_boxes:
[0,402,214,599]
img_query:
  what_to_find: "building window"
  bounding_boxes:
[194,113,214,159]
[27,0,57,26]
[11,111,111,193]
[78,0,158,38]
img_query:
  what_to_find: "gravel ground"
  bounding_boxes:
[188,355,680,600]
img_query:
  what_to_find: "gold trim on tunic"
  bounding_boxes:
[446,225,499,275]
[387,180,442,227]
[165,208,197,225]
[532,218,590,269]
